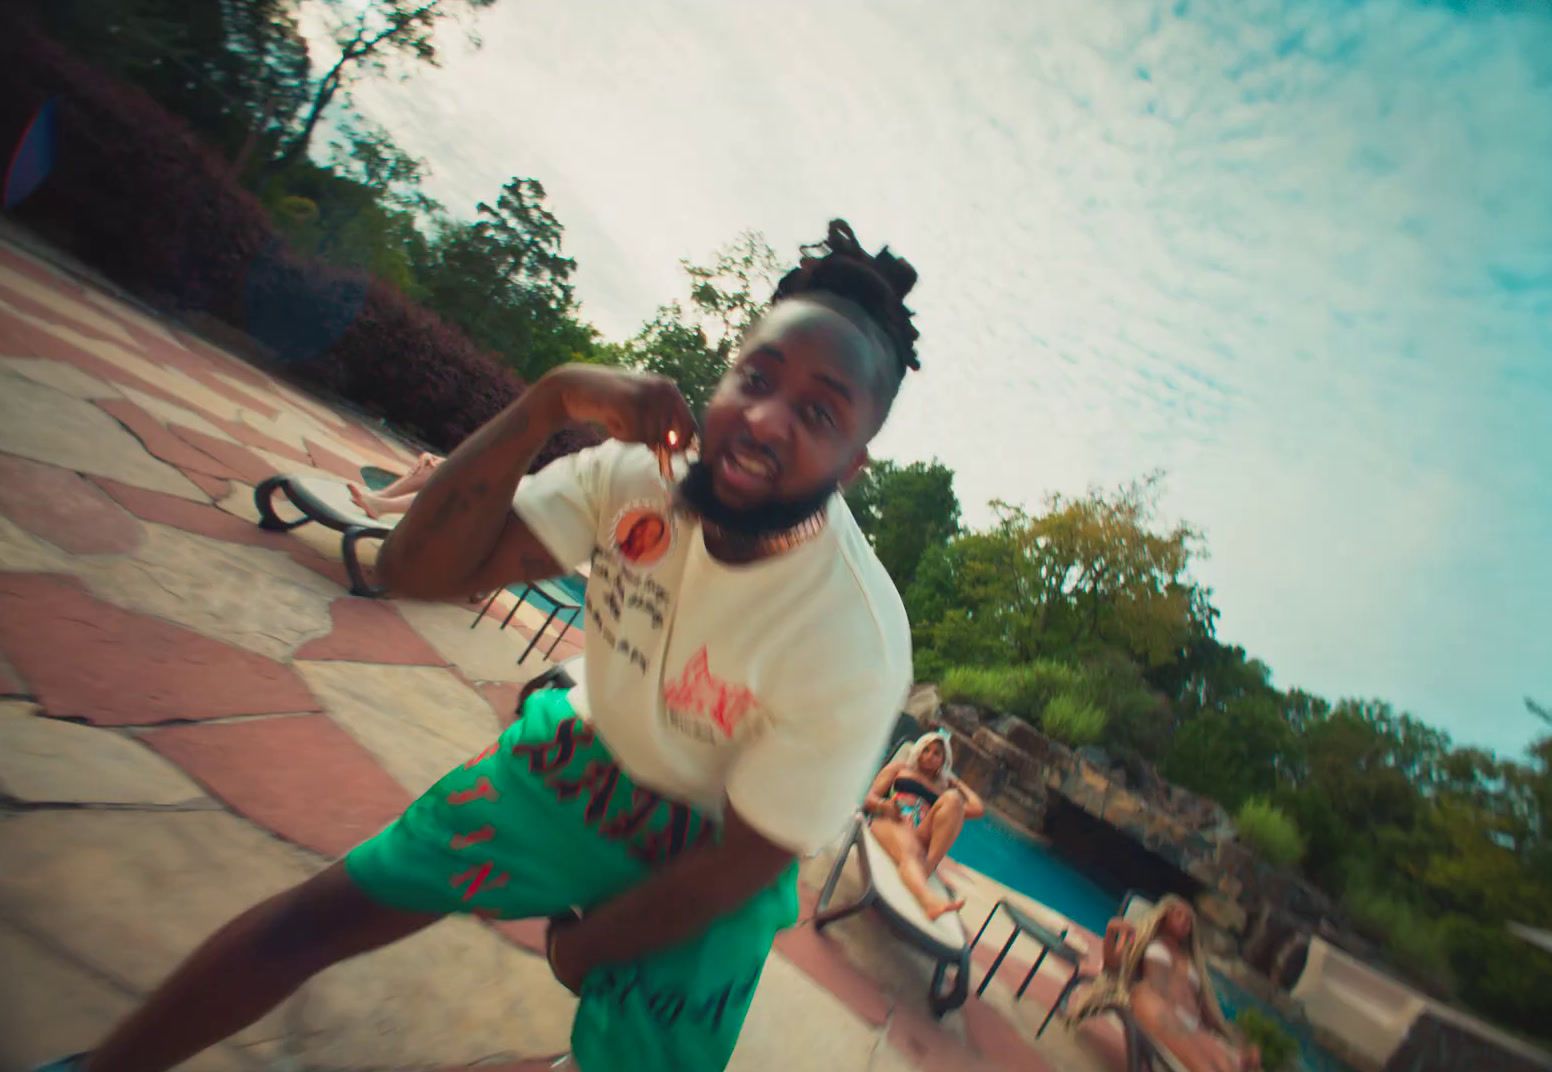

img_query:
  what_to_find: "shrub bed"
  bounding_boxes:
[0,14,584,458]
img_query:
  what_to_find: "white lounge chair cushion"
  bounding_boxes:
[861,822,967,949]
[289,475,400,532]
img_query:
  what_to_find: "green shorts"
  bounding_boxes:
[345,688,799,1072]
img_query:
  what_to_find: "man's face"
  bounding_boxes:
[698,299,888,512]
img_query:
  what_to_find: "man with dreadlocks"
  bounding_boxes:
[45,221,918,1072]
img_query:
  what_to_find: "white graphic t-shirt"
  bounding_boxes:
[513,439,912,855]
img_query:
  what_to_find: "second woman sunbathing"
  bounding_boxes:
[348,452,444,518]
[862,731,983,920]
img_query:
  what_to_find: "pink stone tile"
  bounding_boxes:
[89,477,357,591]
[287,548,352,591]
[94,398,245,481]
[0,310,193,412]
[186,471,233,501]
[90,477,286,548]
[773,922,894,1027]
[0,453,143,554]
[180,365,282,420]
[487,917,548,955]
[294,598,449,665]
[963,998,1060,1072]
[0,572,321,725]
[886,1004,999,1072]
[0,280,130,349]
[304,437,364,482]
[165,424,277,486]
[473,681,524,725]
[144,714,410,857]
[205,413,312,468]
[173,329,278,392]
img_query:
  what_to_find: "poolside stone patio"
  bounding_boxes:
[0,234,1132,1072]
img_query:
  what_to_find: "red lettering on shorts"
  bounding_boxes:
[634,802,695,865]
[553,759,622,824]
[450,861,510,902]
[599,785,663,840]
[511,716,594,774]
[450,824,497,850]
[464,741,500,768]
[447,776,498,805]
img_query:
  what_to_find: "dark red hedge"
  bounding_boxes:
[0,13,600,462]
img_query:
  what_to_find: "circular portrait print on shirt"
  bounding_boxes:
[612,507,673,568]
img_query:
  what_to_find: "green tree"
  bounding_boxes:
[616,230,782,412]
[844,459,961,591]
[414,177,595,379]
[679,230,783,355]
[25,0,311,170]
[1162,695,1295,809]
[623,307,724,414]
[270,0,498,172]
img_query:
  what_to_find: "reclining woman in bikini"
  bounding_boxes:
[1075,895,1261,1072]
[862,731,983,920]
[348,452,444,518]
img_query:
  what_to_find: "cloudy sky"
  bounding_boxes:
[304,0,1552,755]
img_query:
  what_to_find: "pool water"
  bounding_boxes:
[947,814,1120,935]
[949,816,1354,1072]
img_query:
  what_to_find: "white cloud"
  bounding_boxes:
[306,0,1552,753]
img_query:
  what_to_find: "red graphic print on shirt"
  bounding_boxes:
[663,646,758,739]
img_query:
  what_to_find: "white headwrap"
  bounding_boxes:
[907,729,953,777]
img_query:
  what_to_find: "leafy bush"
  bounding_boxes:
[0,14,541,455]
[1041,692,1108,746]
[941,666,1025,715]
[938,661,1093,723]
[1342,881,1454,991]
[1232,1008,1298,1072]
[1442,915,1552,1043]
[1235,798,1305,867]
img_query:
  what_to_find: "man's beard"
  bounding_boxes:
[677,459,836,537]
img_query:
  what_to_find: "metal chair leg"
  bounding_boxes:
[342,527,387,598]
[542,605,581,659]
[254,475,310,532]
[976,929,1019,998]
[970,900,1005,952]
[499,586,532,630]
[518,607,561,663]
[470,589,502,628]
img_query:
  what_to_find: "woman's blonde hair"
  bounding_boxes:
[1067,893,1232,1035]
[907,730,953,776]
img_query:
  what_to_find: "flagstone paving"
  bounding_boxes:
[0,234,1123,1071]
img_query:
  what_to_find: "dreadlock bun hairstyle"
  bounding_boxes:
[770,219,920,414]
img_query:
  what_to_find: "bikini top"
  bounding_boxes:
[890,775,941,806]
[1145,940,1201,990]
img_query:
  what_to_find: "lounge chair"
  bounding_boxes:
[471,579,584,664]
[1036,891,1193,1072]
[811,739,972,1017]
[254,474,396,597]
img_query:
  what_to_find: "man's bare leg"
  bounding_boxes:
[82,862,438,1072]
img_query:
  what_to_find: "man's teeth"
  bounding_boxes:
[730,448,775,478]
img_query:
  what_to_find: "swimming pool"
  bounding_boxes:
[947,813,1120,935]
[949,815,1354,1072]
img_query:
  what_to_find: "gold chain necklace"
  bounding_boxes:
[696,509,829,562]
